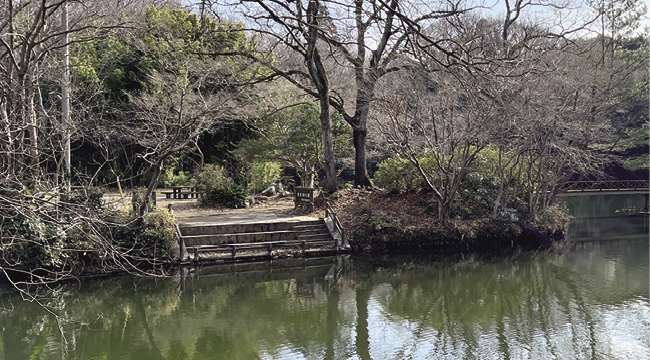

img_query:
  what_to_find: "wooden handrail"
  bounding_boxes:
[560,180,650,192]
[326,201,346,249]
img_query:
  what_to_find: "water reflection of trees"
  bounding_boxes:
[0,244,647,359]
[342,242,648,358]
[1,260,349,360]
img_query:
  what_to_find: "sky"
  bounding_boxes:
[185,0,650,36]
[485,0,649,35]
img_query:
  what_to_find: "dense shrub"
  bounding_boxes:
[134,209,177,258]
[192,164,249,208]
[451,172,499,219]
[1,191,180,279]
[1,213,68,269]
[103,208,178,261]
[249,161,281,193]
[208,182,249,208]
[373,157,422,192]
[191,164,228,194]
[157,166,191,187]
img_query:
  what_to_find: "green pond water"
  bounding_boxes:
[0,195,648,359]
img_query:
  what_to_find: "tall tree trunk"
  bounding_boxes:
[307,170,315,188]
[319,96,337,192]
[352,94,374,188]
[492,150,506,219]
[23,75,39,174]
[438,198,453,223]
[306,0,337,193]
[28,88,38,167]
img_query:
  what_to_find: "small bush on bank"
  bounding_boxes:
[532,203,573,235]
[2,208,179,277]
[135,209,177,259]
[102,208,177,262]
[193,164,249,208]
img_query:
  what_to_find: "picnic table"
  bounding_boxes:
[161,186,202,199]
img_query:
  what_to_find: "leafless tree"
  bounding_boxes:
[197,0,341,191]
[201,0,601,190]
[0,0,198,313]
[109,60,261,218]
[372,6,631,220]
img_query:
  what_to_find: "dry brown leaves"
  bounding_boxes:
[324,188,440,236]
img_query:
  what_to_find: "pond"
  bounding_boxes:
[0,194,648,359]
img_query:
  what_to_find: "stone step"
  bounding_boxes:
[179,220,324,236]
[186,239,335,252]
[186,240,338,263]
[182,229,332,246]
[297,233,333,241]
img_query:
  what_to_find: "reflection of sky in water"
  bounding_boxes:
[564,194,649,240]
[360,289,649,359]
[564,194,646,219]
[596,299,650,360]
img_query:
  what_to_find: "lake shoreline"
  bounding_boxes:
[346,221,565,256]
[324,188,570,256]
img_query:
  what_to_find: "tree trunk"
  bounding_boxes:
[297,162,315,188]
[319,96,337,192]
[305,0,337,193]
[350,68,378,188]
[492,150,506,219]
[138,160,163,218]
[0,102,13,174]
[438,199,452,223]
[352,125,373,188]
[26,78,39,172]
[352,94,375,188]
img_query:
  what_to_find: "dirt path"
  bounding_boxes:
[104,189,324,226]
[166,196,322,226]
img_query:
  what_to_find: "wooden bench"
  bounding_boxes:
[161,191,174,199]
[161,191,203,199]
[178,191,202,199]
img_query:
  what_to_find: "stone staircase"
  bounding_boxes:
[178,219,339,263]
